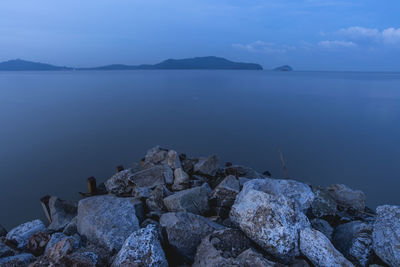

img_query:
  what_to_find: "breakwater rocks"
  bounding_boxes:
[1,146,399,266]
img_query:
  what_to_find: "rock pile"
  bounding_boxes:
[0,146,399,266]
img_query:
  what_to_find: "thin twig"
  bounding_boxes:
[278,147,289,179]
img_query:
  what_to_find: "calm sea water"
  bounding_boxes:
[1,70,399,229]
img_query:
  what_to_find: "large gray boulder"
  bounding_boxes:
[111,225,168,267]
[327,184,366,211]
[163,183,211,215]
[77,195,140,253]
[192,228,276,267]
[230,188,309,263]
[332,221,373,266]
[194,154,219,176]
[300,227,354,267]
[372,205,400,266]
[6,219,46,250]
[239,178,314,211]
[159,211,224,264]
[209,175,240,208]
[47,196,78,231]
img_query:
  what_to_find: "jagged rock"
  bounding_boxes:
[27,231,50,256]
[327,184,366,211]
[172,168,190,191]
[163,183,211,215]
[0,224,7,237]
[144,146,181,171]
[77,195,140,253]
[210,175,240,208]
[165,150,182,170]
[0,240,15,257]
[146,185,172,211]
[132,186,152,199]
[300,227,354,267]
[239,178,314,211]
[311,219,333,240]
[225,165,263,179]
[47,196,78,231]
[194,154,219,176]
[193,229,277,267]
[230,188,309,263]
[129,165,173,187]
[332,221,373,266]
[159,211,224,264]
[45,237,75,262]
[309,187,337,218]
[0,253,35,266]
[45,233,81,254]
[62,217,77,236]
[372,205,400,266]
[111,225,168,267]
[105,169,134,195]
[6,219,46,250]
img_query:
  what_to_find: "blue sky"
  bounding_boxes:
[0,0,399,71]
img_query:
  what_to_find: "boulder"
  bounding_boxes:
[62,217,77,236]
[194,155,219,176]
[172,168,190,191]
[131,186,152,199]
[105,169,134,195]
[225,165,263,179]
[332,221,373,266]
[129,165,173,188]
[311,219,333,240]
[146,185,172,211]
[309,187,337,218]
[0,240,15,257]
[27,231,51,256]
[47,196,78,231]
[159,211,224,264]
[327,184,366,211]
[143,146,181,171]
[163,183,211,215]
[192,228,276,267]
[45,236,76,263]
[209,175,240,208]
[6,219,46,250]
[45,233,81,254]
[239,178,314,211]
[0,224,6,237]
[111,225,168,267]
[77,195,140,253]
[300,227,354,267]
[372,205,400,266]
[0,253,35,266]
[165,149,182,170]
[230,189,309,263]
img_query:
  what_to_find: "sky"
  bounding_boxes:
[0,0,399,71]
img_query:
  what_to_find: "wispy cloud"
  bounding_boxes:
[232,41,295,53]
[336,26,400,46]
[318,40,357,48]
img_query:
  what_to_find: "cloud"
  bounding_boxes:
[337,26,400,46]
[382,28,400,44]
[232,41,295,53]
[318,40,357,48]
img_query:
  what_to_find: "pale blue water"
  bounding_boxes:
[1,70,400,228]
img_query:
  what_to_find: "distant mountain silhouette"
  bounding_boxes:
[0,59,71,71]
[0,57,263,71]
[274,65,293,71]
[82,56,263,70]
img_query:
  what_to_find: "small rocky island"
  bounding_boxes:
[1,146,399,266]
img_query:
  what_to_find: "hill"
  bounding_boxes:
[0,59,71,71]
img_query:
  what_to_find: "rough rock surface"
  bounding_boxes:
[105,169,135,195]
[129,165,173,188]
[146,185,172,211]
[159,211,224,263]
[332,220,373,266]
[225,165,263,179]
[210,175,240,208]
[111,225,168,267]
[230,188,310,262]
[47,196,78,231]
[77,195,140,253]
[372,205,400,267]
[309,187,337,218]
[327,184,366,211]
[239,178,314,211]
[143,146,181,171]
[311,219,333,240]
[163,183,211,215]
[193,154,219,176]
[0,253,35,266]
[62,216,78,236]
[300,227,354,267]
[0,240,15,257]
[172,168,190,191]
[6,219,46,250]
[27,231,51,256]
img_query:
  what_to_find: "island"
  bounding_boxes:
[0,59,72,71]
[274,65,293,71]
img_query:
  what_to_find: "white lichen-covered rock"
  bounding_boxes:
[111,225,168,267]
[230,189,310,262]
[77,195,140,253]
[6,219,46,250]
[47,196,78,231]
[332,221,373,266]
[238,178,314,211]
[172,168,190,191]
[209,175,240,208]
[194,154,219,176]
[327,184,366,211]
[160,211,224,263]
[300,227,354,267]
[372,205,400,266]
[164,183,211,215]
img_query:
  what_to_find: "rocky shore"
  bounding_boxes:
[1,146,399,266]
